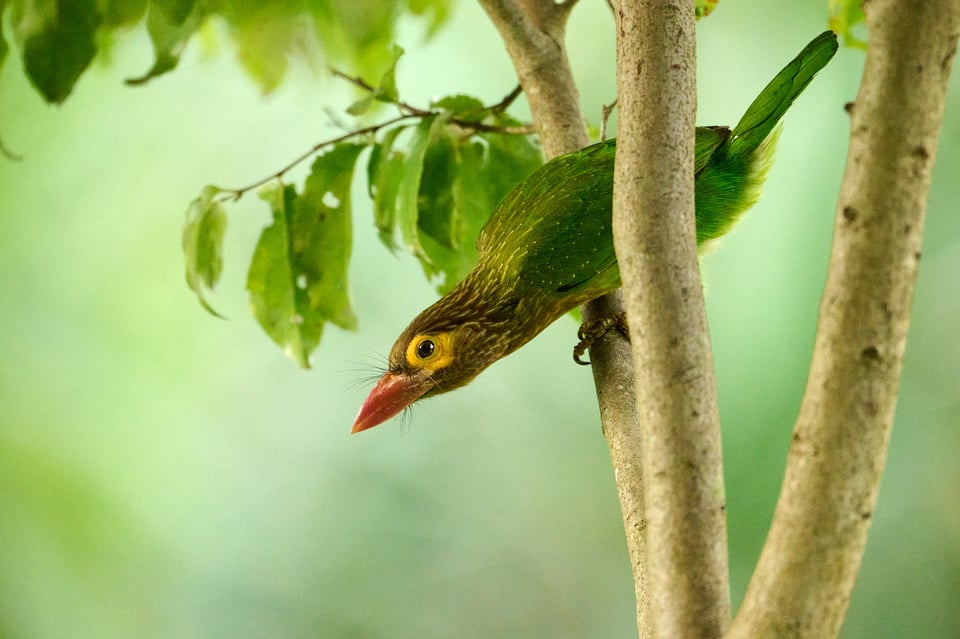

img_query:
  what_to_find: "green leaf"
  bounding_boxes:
[394,114,448,259]
[125,1,201,85]
[829,0,867,50]
[293,143,364,333]
[415,138,485,292]
[405,0,450,37]
[367,124,408,249]
[97,0,147,27]
[221,2,303,94]
[12,0,103,103]
[417,130,457,251]
[694,0,718,18]
[345,43,404,115]
[0,2,8,72]
[431,94,485,120]
[479,131,544,203]
[247,143,365,368]
[182,185,227,317]
[152,0,194,25]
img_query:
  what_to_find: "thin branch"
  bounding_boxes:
[478,0,589,157]
[612,1,730,637]
[600,97,617,140]
[218,81,532,200]
[726,1,960,637]
[217,113,419,200]
[330,67,534,134]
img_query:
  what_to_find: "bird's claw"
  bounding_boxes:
[573,312,629,365]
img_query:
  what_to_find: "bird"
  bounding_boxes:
[353,31,838,433]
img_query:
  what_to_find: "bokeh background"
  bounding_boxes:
[2,1,958,638]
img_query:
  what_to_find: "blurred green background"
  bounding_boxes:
[1,2,958,638]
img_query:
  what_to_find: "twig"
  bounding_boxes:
[218,113,418,200]
[217,79,534,201]
[600,97,617,140]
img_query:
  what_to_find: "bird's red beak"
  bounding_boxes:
[352,372,431,433]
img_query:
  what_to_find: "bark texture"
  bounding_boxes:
[612,2,730,637]
[477,0,649,634]
[727,2,960,637]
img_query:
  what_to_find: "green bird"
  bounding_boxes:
[353,31,838,433]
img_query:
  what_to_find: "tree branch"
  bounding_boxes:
[612,1,730,637]
[727,2,960,637]
[476,1,649,635]
[477,0,588,157]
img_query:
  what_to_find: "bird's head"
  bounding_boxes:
[351,281,540,433]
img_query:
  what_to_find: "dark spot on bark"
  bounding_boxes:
[904,223,912,234]
[862,345,880,361]
[671,63,681,70]
[911,145,929,159]
[944,45,957,71]
[915,251,922,261]
[842,206,858,222]
[860,510,872,520]
[916,64,924,74]
[864,400,879,416]
[844,101,855,115]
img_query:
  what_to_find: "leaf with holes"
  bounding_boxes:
[182,185,227,317]
[247,143,364,368]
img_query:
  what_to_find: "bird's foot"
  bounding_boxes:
[573,312,629,365]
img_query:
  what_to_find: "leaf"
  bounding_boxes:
[405,0,451,37]
[694,0,718,18]
[431,94,486,121]
[12,0,103,104]
[367,124,408,249]
[247,143,365,369]
[221,2,304,94]
[345,44,404,115]
[416,130,457,251]
[182,185,227,317]
[393,114,448,259]
[152,0,194,25]
[427,133,542,293]
[293,143,365,333]
[829,0,867,50]
[98,0,148,27]
[0,2,8,73]
[125,0,201,85]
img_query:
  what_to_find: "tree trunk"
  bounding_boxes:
[727,1,960,637]
[611,1,730,638]
[476,1,652,634]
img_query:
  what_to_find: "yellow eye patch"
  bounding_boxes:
[405,333,455,371]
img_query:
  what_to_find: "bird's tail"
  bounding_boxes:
[726,30,839,160]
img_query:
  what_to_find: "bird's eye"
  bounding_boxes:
[416,339,436,360]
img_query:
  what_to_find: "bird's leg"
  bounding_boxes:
[573,312,629,365]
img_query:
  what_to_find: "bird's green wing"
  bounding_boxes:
[478,127,728,304]
[476,139,618,303]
